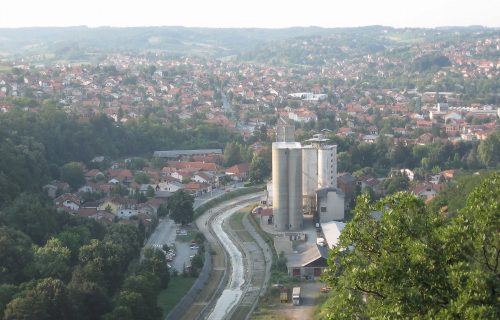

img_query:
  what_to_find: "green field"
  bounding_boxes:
[157,276,197,317]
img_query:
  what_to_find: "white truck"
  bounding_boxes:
[292,287,301,306]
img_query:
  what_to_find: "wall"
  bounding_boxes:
[318,190,345,222]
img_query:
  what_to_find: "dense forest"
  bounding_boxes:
[0,195,169,319]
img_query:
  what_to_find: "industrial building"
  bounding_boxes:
[271,131,344,232]
[301,134,344,223]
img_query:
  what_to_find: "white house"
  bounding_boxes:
[158,181,184,193]
[444,112,462,123]
[55,194,81,211]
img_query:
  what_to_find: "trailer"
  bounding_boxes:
[280,288,288,303]
[292,287,301,306]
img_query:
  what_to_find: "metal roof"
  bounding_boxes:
[153,149,222,158]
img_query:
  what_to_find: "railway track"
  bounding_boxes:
[179,193,266,320]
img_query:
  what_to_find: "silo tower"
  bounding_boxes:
[272,142,303,231]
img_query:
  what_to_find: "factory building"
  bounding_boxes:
[272,130,344,231]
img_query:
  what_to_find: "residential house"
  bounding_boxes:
[84,169,104,181]
[225,163,250,181]
[107,169,134,184]
[167,161,219,172]
[43,181,70,198]
[78,184,96,193]
[171,169,196,182]
[367,125,379,135]
[157,181,184,193]
[337,127,354,137]
[192,172,217,187]
[358,176,381,194]
[55,193,81,212]
[362,134,378,143]
[411,182,442,202]
[184,181,210,197]
[77,207,98,218]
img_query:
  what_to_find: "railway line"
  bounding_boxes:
[178,192,271,320]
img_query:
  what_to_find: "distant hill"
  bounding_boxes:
[0,26,331,60]
[0,26,498,64]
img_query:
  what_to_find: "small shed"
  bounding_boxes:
[286,244,329,280]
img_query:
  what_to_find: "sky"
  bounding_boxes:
[1,0,499,29]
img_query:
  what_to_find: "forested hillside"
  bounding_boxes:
[0,103,237,206]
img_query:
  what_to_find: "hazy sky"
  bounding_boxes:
[1,0,499,28]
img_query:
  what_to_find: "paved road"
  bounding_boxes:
[278,282,323,320]
[207,202,250,320]
[146,218,176,248]
[199,192,271,320]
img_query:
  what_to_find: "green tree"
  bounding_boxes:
[134,171,150,184]
[139,247,170,289]
[102,305,133,320]
[113,291,150,320]
[1,192,61,245]
[321,173,500,319]
[61,162,85,191]
[0,226,33,283]
[167,190,194,225]
[437,172,500,318]
[322,193,448,319]
[223,142,243,167]
[157,203,169,217]
[146,185,155,198]
[0,284,18,317]
[56,225,92,263]
[103,224,142,262]
[122,273,160,304]
[68,277,111,320]
[78,239,129,293]
[4,278,75,320]
[382,175,409,194]
[249,155,269,183]
[477,130,500,167]
[34,238,71,280]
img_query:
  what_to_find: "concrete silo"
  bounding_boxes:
[272,142,302,231]
[288,147,303,230]
[318,145,337,189]
[302,146,318,213]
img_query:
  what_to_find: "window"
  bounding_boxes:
[321,207,327,212]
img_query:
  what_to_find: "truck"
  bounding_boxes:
[292,287,301,306]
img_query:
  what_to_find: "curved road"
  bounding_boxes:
[208,202,249,319]
[190,192,272,320]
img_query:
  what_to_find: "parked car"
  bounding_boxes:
[320,286,332,293]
